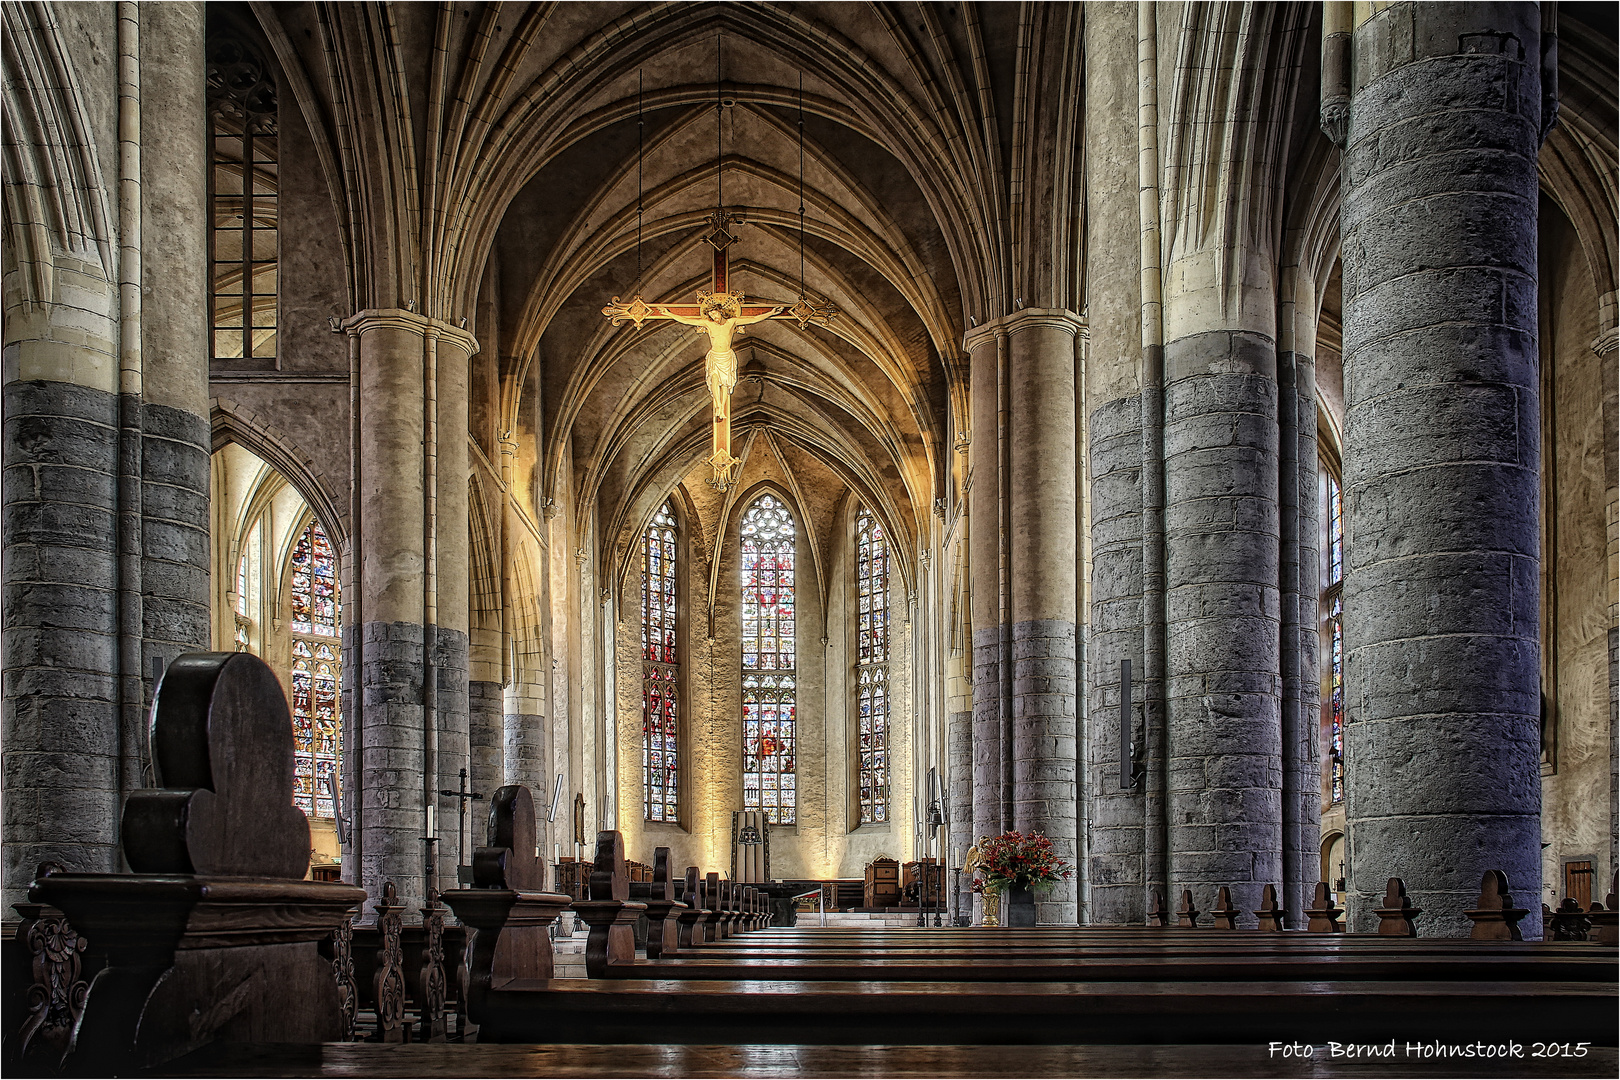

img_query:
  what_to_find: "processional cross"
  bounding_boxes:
[603,209,836,491]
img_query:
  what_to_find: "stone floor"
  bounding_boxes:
[157,1042,1620,1078]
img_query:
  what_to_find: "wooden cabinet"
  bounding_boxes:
[863,857,900,908]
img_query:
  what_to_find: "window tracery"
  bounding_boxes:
[207,35,278,362]
[1324,470,1345,805]
[288,519,339,818]
[855,505,890,824]
[642,500,679,823]
[741,494,797,825]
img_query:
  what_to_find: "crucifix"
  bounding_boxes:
[437,766,483,879]
[603,208,837,492]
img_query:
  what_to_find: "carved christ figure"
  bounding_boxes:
[658,294,785,480]
[602,211,836,491]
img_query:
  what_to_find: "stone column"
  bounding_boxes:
[345,310,427,911]
[469,678,504,804]
[1341,2,1544,936]
[138,0,212,695]
[1081,0,1151,925]
[1006,310,1082,925]
[2,235,123,909]
[965,325,1010,843]
[1161,323,1282,916]
[432,328,475,891]
[2,2,209,910]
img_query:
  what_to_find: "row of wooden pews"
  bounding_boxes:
[4,655,1616,1070]
[444,785,1617,1047]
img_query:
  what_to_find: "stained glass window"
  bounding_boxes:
[1329,592,1344,804]
[1323,464,1345,806]
[207,36,278,362]
[289,520,338,636]
[233,554,250,651]
[1328,473,1343,585]
[288,519,340,817]
[855,506,890,824]
[642,501,679,822]
[741,494,796,825]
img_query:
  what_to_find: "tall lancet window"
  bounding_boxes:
[741,494,797,825]
[1324,470,1345,805]
[855,505,891,823]
[642,500,679,822]
[288,519,340,817]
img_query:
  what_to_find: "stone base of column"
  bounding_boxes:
[3,380,124,909]
[1012,618,1079,925]
[359,620,426,912]
[1086,394,1148,925]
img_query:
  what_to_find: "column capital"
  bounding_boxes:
[340,308,480,356]
[962,307,1085,353]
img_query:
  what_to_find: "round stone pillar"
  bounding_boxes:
[1161,323,1282,919]
[1341,3,1544,936]
[965,325,1009,845]
[346,311,428,911]
[1006,310,1082,924]
[431,328,475,889]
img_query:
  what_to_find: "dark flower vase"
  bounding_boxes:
[1007,885,1037,927]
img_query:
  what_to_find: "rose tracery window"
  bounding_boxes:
[642,500,679,823]
[855,505,890,824]
[741,494,796,825]
[288,519,340,818]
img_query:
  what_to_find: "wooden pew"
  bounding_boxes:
[440,786,573,1023]
[572,832,646,977]
[642,848,686,960]
[675,867,709,948]
[458,839,1615,1045]
[23,652,365,1073]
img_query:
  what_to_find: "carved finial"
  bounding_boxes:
[1175,888,1200,928]
[1550,896,1591,941]
[1374,877,1420,937]
[1305,881,1344,933]
[1464,869,1527,941]
[122,652,311,878]
[589,830,629,902]
[1254,884,1286,932]
[471,785,544,891]
[1146,889,1170,927]
[1211,886,1241,930]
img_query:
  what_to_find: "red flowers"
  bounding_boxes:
[973,831,1074,892]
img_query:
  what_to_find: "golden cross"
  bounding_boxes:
[603,210,837,491]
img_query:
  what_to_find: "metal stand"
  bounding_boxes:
[951,866,963,927]
[437,767,484,875]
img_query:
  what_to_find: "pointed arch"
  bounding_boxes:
[210,397,346,547]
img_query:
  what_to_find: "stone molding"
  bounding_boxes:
[339,308,480,357]
[1591,326,1618,357]
[961,307,1085,353]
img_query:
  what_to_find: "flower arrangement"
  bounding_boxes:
[970,831,1073,893]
